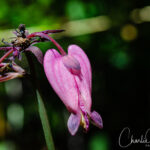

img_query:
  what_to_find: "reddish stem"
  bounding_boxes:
[0,49,13,63]
[37,29,65,34]
[48,36,66,56]
[27,32,66,56]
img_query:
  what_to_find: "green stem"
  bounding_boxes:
[26,52,55,150]
[37,91,55,150]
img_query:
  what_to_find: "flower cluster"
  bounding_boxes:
[0,24,63,82]
[0,24,103,135]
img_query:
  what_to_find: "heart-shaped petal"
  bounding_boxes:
[44,49,79,113]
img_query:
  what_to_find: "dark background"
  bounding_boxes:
[0,0,150,150]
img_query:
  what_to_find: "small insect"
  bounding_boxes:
[15,24,26,38]
[11,24,30,50]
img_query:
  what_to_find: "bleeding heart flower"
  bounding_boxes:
[44,44,103,135]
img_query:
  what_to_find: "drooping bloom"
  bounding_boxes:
[44,44,103,135]
[0,62,25,82]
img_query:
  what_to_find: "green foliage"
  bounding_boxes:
[66,0,86,20]
[110,51,130,69]
[89,134,109,150]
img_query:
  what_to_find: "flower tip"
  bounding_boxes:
[67,113,81,135]
[0,73,21,82]
[68,44,80,51]
[62,55,81,75]
[90,111,103,129]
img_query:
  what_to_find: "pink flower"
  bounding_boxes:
[44,44,103,135]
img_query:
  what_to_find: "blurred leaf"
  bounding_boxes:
[7,103,24,130]
[66,0,86,20]
[110,51,130,69]
[34,42,51,53]
[0,1,9,20]
[36,91,55,150]
[37,0,53,6]
[0,141,16,150]
[89,134,109,150]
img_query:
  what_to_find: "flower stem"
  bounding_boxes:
[48,36,66,56]
[37,91,55,150]
[0,49,13,63]
[27,33,66,56]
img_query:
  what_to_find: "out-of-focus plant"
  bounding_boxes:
[0,24,103,149]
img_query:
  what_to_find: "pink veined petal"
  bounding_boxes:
[68,45,92,113]
[68,45,92,92]
[43,49,79,113]
[77,81,92,114]
[67,113,81,135]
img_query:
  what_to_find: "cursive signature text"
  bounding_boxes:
[118,127,150,148]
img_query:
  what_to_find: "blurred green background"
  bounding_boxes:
[0,0,150,150]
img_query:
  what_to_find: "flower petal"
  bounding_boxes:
[43,49,79,113]
[67,45,92,113]
[76,77,92,114]
[68,45,92,92]
[67,113,81,135]
[90,111,103,129]
[26,46,43,64]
